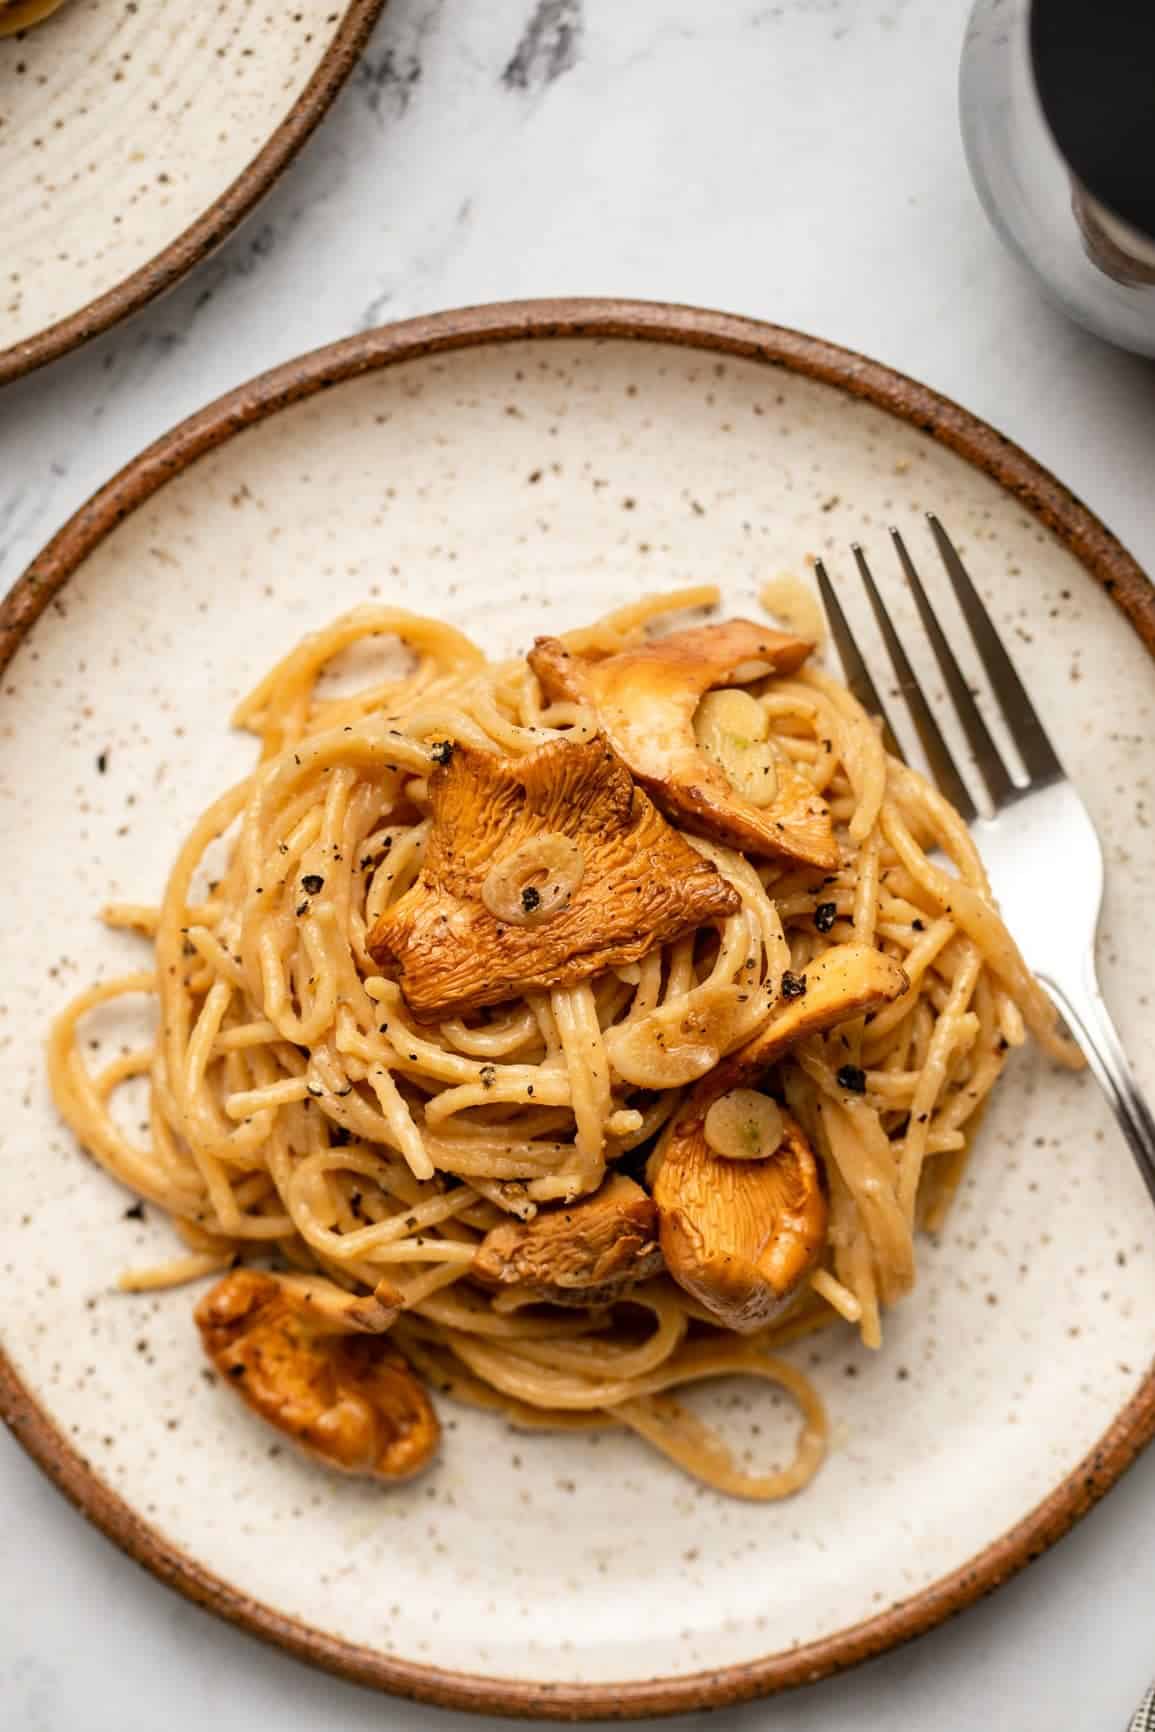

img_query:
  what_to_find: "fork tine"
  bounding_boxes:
[851,545,979,824]
[927,514,1063,787]
[890,528,1018,808]
[814,558,905,761]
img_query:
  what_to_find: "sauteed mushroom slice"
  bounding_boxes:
[651,943,909,1330]
[473,1174,663,1307]
[367,735,739,1021]
[0,0,70,37]
[653,1105,827,1332]
[195,1270,439,1482]
[529,621,837,869]
[738,943,909,1072]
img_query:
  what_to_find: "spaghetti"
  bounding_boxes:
[49,587,1080,1501]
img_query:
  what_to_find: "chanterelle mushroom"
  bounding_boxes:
[732,943,910,1076]
[367,735,740,1021]
[195,1269,439,1482]
[653,1106,827,1332]
[529,620,838,869]
[651,942,909,1331]
[472,1174,663,1306]
[0,0,70,37]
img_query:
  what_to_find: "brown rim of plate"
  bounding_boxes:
[2,299,1154,1718]
[0,0,387,388]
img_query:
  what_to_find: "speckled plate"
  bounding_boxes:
[0,0,385,384]
[2,301,1154,1717]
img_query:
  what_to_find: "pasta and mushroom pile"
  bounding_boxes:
[49,587,1079,1499]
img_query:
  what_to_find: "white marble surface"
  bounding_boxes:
[2,0,1155,1728]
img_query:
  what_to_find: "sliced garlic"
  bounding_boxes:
[703,1088,785,1161]
[605,984,748,1089]
[481,834,585,926]
[693,689,779,808]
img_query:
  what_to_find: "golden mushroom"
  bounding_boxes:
[652,942,910,1330]
[367,734,739,1021]
[653,1103,827,1332]
[195,1269,439,1483]
[0,0,69,36]
[736,943,911,1072]
[529,620,838,869]
[472,1173,663,1306]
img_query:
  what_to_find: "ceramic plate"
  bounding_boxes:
[2,302,1154,1717]
[0,0,385,384]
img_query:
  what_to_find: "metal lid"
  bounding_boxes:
[1030,0,1155,244]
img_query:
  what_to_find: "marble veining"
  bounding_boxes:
[501,0,584,90]
[354,0,444,119]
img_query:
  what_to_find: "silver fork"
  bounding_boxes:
[814,514,1155,1202]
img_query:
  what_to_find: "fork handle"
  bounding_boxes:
[1042,974,1155,1207]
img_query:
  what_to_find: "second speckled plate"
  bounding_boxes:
[1,301,1154,1716]
[0,0,385,384]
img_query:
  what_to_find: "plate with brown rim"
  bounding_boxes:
[2,299,1154,1717]
[0,0,385,386]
